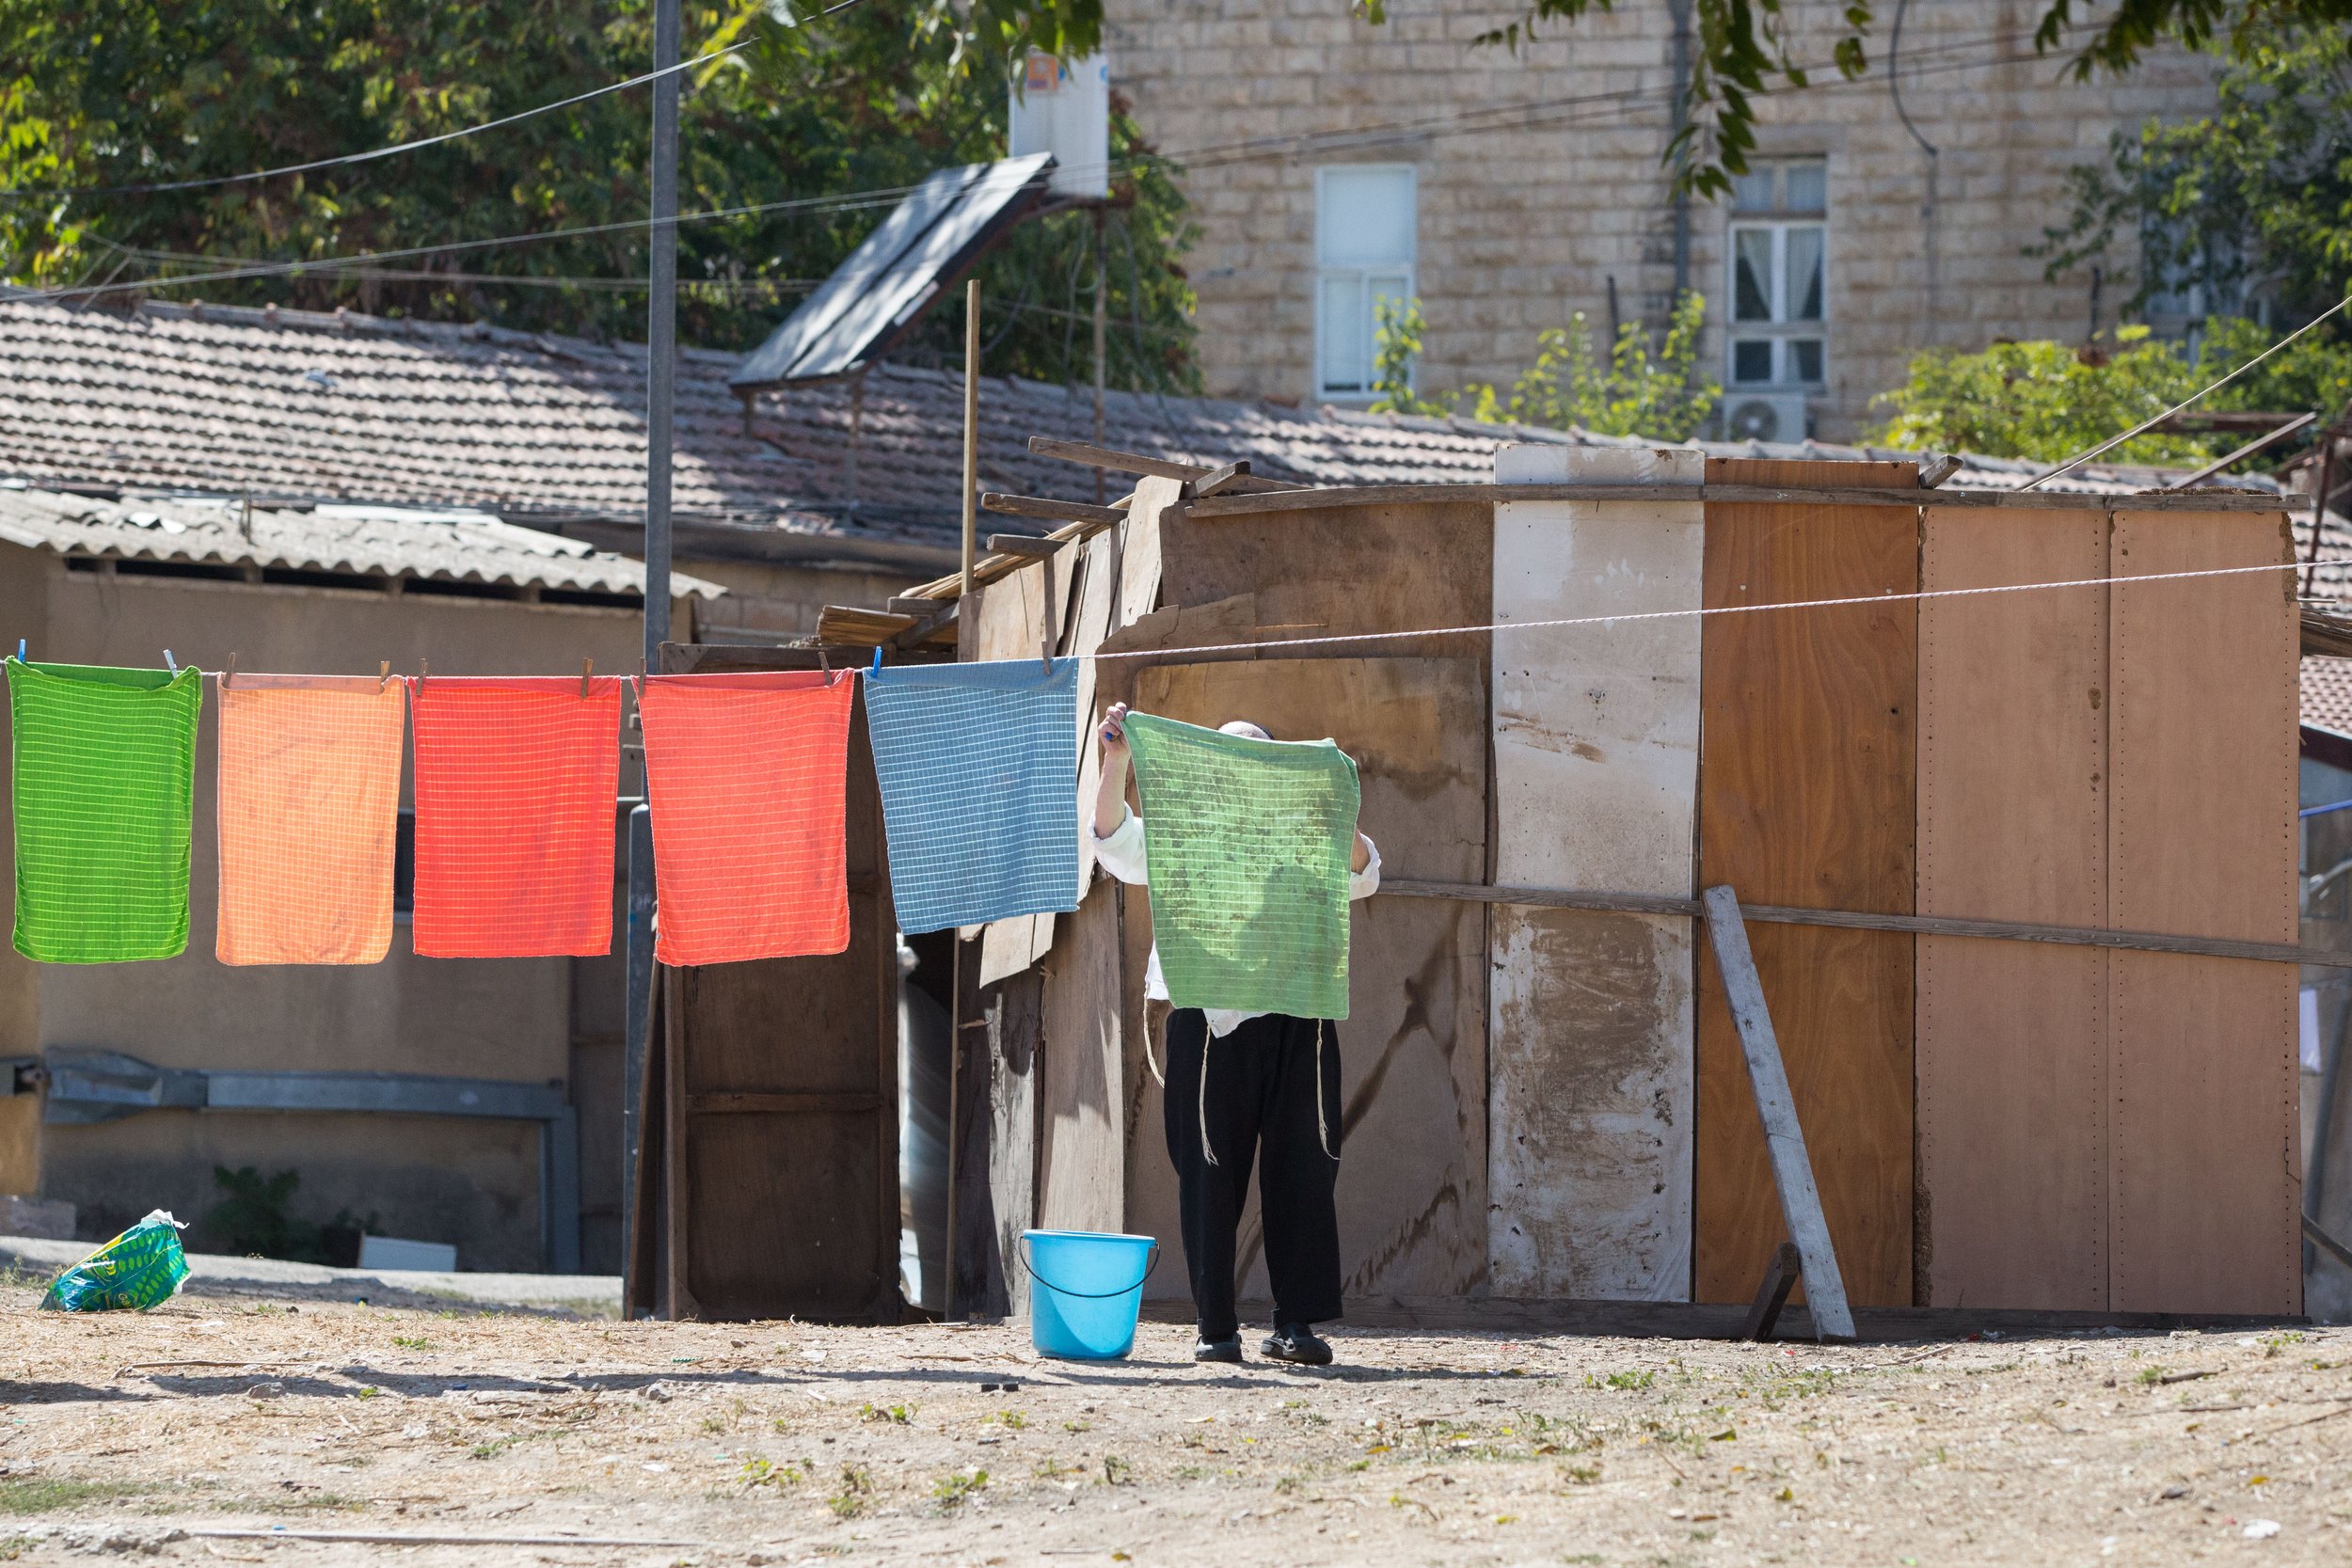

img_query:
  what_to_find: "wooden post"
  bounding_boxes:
[1698,884,1857,1341]
[1092,208,1108,508]
[961,277,980,597]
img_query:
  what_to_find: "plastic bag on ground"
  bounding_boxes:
[39,1210,188,1312]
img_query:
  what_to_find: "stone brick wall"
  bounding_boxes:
[1105,0,2217,440]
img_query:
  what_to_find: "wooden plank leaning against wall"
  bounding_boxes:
[1697,456,1921,1308]
[1487,443,1703,1302]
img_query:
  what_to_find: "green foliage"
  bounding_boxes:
[1868,316,2352,464]
[2032,25,2352,325]
[1357,0,2352,197]
[204,1165,326,1264]
[1371,291,1719,442]
[0,0,1193,389]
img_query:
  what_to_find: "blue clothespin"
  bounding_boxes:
[13,639,23,662]
[163,650,178,673]
[870,646,882,674]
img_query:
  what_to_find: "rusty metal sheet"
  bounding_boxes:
[1128,657,1489,1299]
[2107,508,2300,1315]
[1487,445,1703,1301]
[1915,506,2109,1310]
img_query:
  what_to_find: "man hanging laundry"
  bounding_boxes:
[1089,701,1379,1367]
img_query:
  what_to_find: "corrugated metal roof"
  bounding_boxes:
[0,484,722,598]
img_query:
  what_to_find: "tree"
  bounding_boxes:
[1369,290,1721,441]
[2030,24,2352,327]
[1352,0,2352,197]
[1868,317,2352,464]
[0,0,1196,390]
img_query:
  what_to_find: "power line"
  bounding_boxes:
[0,0,867,202]
[13,29,2048,309]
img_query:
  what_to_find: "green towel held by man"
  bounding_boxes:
[1089,701,1378,1368]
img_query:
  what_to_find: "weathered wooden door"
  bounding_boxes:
[628,643,899,1322]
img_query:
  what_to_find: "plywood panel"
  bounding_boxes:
[2108,508,2300,1315]
[1158,499,1492,643]
[1129,657,1488,1298]
[1915,507,2108,1310]
[661,647,898,1323]
[1696,465,1917,1307]
[1037,877,1124,1236]
[1487,449,1702,1301]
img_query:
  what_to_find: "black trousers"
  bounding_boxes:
[1162,1007,1343,1340]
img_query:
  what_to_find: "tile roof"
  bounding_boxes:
[2307,657,2352,737]
[0,294,2295,576]
[0,484,721,599]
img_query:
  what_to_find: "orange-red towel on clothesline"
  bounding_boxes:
[409,675,623,958]
[638,671,857,965]
[215,674,407,966]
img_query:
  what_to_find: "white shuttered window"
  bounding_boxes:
[1315,165,1416,399]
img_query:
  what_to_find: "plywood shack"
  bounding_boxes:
[872,444,2302,1324]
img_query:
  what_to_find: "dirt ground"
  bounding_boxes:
[2,1271,2349,1567]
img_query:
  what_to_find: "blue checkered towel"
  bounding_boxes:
[864,658,1082,935]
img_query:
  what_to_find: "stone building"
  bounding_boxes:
[1105,0,2220,441]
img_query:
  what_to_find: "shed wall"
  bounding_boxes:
[1488,445,1701,1300]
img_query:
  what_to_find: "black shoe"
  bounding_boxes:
[1193,1334,1243,1364]
[1260,1323,1333,1366]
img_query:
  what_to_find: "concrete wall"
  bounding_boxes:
[1105,0,2216,439]
[686,556,930,645]
[8,555,650,1271]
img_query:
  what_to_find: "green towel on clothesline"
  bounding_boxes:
[7,658,202,963]
[1122,712,1359,1021]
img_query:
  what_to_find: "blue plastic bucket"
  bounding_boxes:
[1019,1229,1159,1361]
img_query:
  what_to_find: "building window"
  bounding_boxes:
[1315,165,1416,400]
[1726,159,1827,389]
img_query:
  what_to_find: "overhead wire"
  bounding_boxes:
[1078,555,2325,665]
[14,24,2048,309]
[0,0,870,201]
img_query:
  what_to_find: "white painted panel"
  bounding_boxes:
[1486,451,1702,1300]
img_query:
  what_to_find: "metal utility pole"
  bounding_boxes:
[624,0,682,1282]
[644,0,681,659]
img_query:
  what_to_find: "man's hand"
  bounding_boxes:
[1091,702,1133,839]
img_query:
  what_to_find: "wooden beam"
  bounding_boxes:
[1378,877,2348,968]
[986,533,1064,558]
[1182,482,2290,518]
[1026,435,1308,492]
[1699,885,1857,1343]
[982,492,1127,527]
[1193,459,1255,497]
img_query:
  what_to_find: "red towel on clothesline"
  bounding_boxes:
[409,675,624,958]
[638,671,857,965]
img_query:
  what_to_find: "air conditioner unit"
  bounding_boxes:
[1723,391,1811,444]
[1009,51,1110,199]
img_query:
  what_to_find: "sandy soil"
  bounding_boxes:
[2,1270,2349,1566]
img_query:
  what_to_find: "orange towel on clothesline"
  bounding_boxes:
[409,675,623,958]
[638,671,857,965]
[215,674,407,966]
